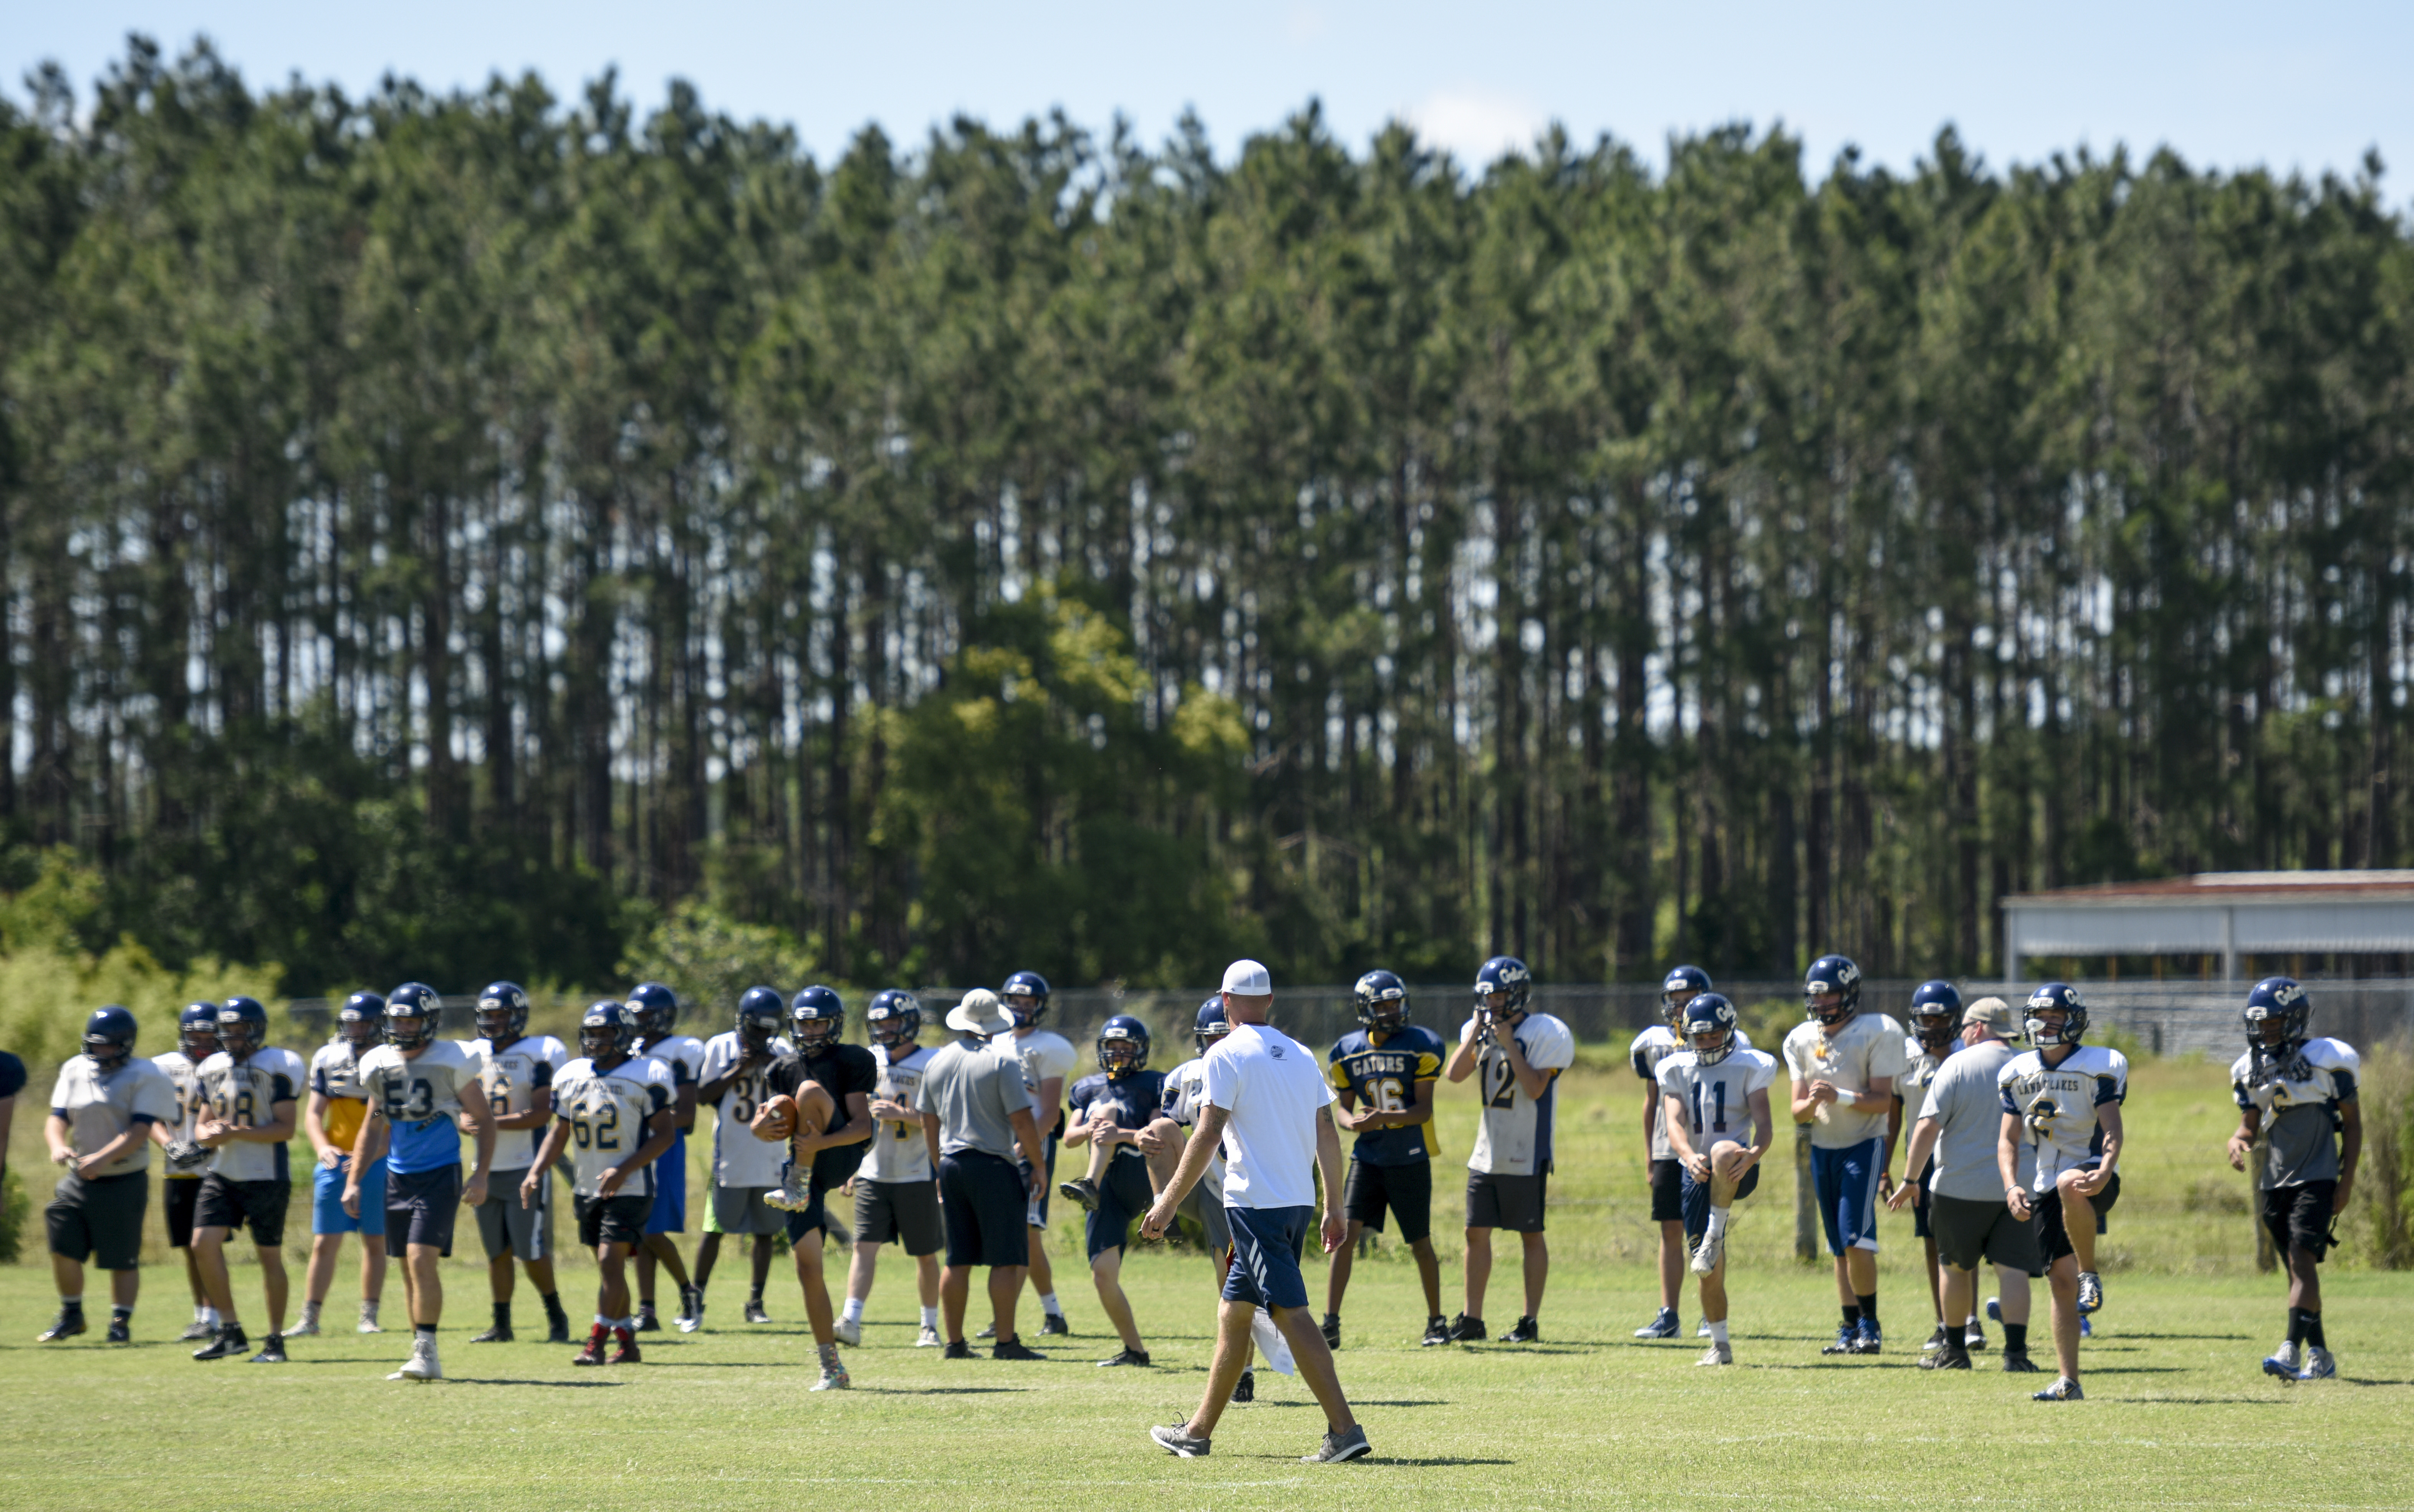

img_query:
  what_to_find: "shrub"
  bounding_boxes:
[0,940,280,1067]
[618,902,822,1022]
[2355,1038,2414,1270]
[0,1166,25,1265]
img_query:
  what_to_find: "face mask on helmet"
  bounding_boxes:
[1803,956,1861,1028]
[1661,966,1710,1028]
[1681,994,1739,1065]
[179,1004,222,1060]
[1098,1017,1150,1075]
[628,983,678,1040]
[216,1000,268,1060]
[1354,971,1409,1032]
[2022,984,2089,1049]
[83,1007,137,1069]
[339,993,387,1052]
[791,987,844,1050]
[579,1003,636,1062]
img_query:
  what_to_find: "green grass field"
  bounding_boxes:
[5,1051,2411,1509]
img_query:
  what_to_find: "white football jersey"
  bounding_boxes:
[2231,1036,2359,1187]
[699,1030,794,1188]
[1997,1043,2129,1193]
[1782,1013,1910,1149]
[1464,1012,1577,1177]
[464,1035,571,1172]
[1003,1028,1076,1136]
[151,1050,208,1155]
[553,1055,674,1198]
[863,1042,937,1184]
[1632,1023,1755,1160]
[1159,1053,1227,1190]
[1655,1047,1779,1151]
[195,1047,308,1182]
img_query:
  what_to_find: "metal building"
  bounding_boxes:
[2001,870,2414,982]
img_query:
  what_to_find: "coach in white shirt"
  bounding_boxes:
[1141,960,1370,1464]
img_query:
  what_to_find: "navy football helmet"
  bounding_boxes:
[1098,1014,1151,1075]
[1804,955,1861,1027]
[1475,956,1532,1018]
[1661,965,1712,1027]
[867,989,922,1050]
[628,982,679,1040]
[178,1001,222,1060]
[579,1000,640,1063]
[2242,976,2309,1048]
[1193,996,1231,1054]
[1680,993,1740,1066]
[737,986,787,1052]
[790,985,846,1050]
[1353,970,1409,1032]
[474,982,530,1047]
[1908,980,1962,1054]
[82,1005,138,1069]
[1001,970,1051,1027]
[338,991,388,1052]
[217,996,271,1060]
[2023,982,2089,1049]
[385,982,442,1051]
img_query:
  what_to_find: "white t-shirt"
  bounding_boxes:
[1003,1028,1077,1136]
[642,1034,709,1129]
[1782,1013,1910,1149]
[1204,1023,1336,1211]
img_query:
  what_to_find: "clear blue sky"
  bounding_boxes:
[8,1,2407,186]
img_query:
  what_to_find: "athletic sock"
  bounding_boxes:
[818,1341,842,1371]
[1856,1293,1878,1326]
[111,1305,132,1322]
[59,1295,82,1309]
[415,1324,436,1342]
[1708,1319,1729,1345]
[493,1302,512,1329]
[1840,1306,1859,1328]
[301,1300,322,1327]
[921,1305,940,1328]
[1705,1206,1730,1239]
[595,1313,614,1327]
[1040,1293,1061,1317]
[541,1291,567,1322]
[192,1303,209,1323]
[358,1299,377,1325]
[2003,1323,2028,1354]
[2288,1307,2310,1346]
[842,1297,866,1325]
[2306,1313,2327,1350]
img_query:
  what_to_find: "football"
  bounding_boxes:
[750,1093,798,1143]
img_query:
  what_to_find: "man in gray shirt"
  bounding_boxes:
[1888,998,2040,1373]
[915,990,1048,1359]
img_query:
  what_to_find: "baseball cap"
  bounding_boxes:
[1961,997,2015,1035]
[1220,959,1273,995]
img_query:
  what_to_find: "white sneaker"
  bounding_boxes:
[1696,1317,1712,1338]
[916,1323,943,1347]
[766,1166,811,1212]
[2262,1341,2299,1378]
[834,1317,863,1346]
[358,1309,383,1335]
[288,1317,321,1338]
[1697,1341,1733,1366]
[388,1337,441,1381]
[811,1364,851,1391]
[1688,1231,1723,1276]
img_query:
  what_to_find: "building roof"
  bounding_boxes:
[2002,871,2414,966]
[2005,871,2414,905]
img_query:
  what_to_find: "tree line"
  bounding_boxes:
[1,36,2408,997]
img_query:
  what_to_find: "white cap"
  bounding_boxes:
[1220,959,1273,995]
[944,988,1017,1038]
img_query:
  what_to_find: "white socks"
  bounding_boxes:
[1705,1207,1730,1239]
[921,1305,940,1328]
[1040,1293,1061,1316]
[842,1297,866,1325]
[301,1300,323,1327]
[1709,1319,1730,1345]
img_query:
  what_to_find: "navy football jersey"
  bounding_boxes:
[1068,1068,1169,1159]
[1326,1025,1445,1166]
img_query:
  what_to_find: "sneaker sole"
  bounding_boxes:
[1309,1440,1372,1464]
[1151,1429,1209,1458]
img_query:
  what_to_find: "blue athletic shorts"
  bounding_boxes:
[312,1156,388,1237]
[646,1132,687,1234]
[1679,1160,1761,1241]
[1811,1137,1883,1255]
[1221,1204,1312,1311]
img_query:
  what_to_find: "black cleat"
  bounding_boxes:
[1321,1314,1342,1349]
[992,1337,1047,1361]
[249,1334,288,1364]
[193,1324,250,1361]
[609,1331,642,1365]
[571,1326,610,1366]
[1422,1315,1452,1346]
[106,1316,131,1344]
[634,1305,660,1333]
[470,1323,514,1343]
[944,1339,975,1360]
[545,1315,572,1345]
[1501,1316,1541,1344]
[2002,1351,2041,1373]
[1058,1177,1101,1212]
[1446,1313,1486,1343]
[38,1309,87,1343]
[1097,1347,1151,1367]
[1039,1312,1071,1337]
[1232,1367,1255,1403]
[1919,1343,1972,1371]
[743,1298,771,1324]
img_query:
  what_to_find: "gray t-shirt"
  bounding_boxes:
[916,1037,1034,1161]
[49,1056,179,1178]
[1916,1039,2034,1202]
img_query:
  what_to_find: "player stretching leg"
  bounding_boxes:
[1061,1015,1167,1367]
[1998,983,2126,1402]
[1657,995,1775,1366]
[767,985,878,1390]
[2226,977,2361,1382]
[529,1002,678,1366]
[1321,971,1448,1348]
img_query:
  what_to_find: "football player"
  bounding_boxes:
[628,982,706,1332]
[154,1002,223,1340]
[189,996,307,1363]
[526,1000,678,1366]
[1443,956,1575,1344]
[296,992,389,1340]
[463,980,572,1344]
[692,985,794,1331]
[995,969,1075,1337]
[349,982,496,1382]
[1894,980,1967,1355]
[1060,1015,1169,1367]
[1996,982,2126,1401]
[40,1007,177,1343]
[1783,954,1908,1356]
[1629,966,1758,1341]
[2225,977,2361,1381]
[843,989,944,1348]
[1322,970,1449,1348]
[1655,994,1778,1365]
[766,985,879,1390]
[1137,998,1261,1400]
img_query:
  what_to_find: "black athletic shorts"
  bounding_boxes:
[195,1174,291,1249]
[1085,1154,1156,1261]
[165,1176,203,1249]
[1911,1160,1936,1240]
[1344,1159,1433,1244]
[854,1178,944,1257]
[385,1164,460,1255]
[940,1150,1028,1269]
[1648,1157,1685,1224]
[2263,1180,2338,1262]
[46,1170,149,1271]
[1465,1171,1547,1234]
[1931,1192,2043,1275]
[576,1192,652,1251]
[783,1174,839,1245]
[2037,1172,2120,1264]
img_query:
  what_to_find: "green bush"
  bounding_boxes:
[0,1165,27,1265]
[0,941,280,1067]
[2356,1039,2414,1270]
[618,902,823,1023]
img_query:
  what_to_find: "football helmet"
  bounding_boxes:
[1097,1014,1151,1075]
[338,991,388,1052]
[579,1000,640,1063]
[2023,982,2089,1048]
[475,982,531,1046]
[737,986,787,1052]
[1353,970,1409,1032]
[1907,980,1962,1054]
[82,1005,139,1069]
[217,996,271,1060]
[1680,993,1740,1066]
[2242,976,2309,1048]
[866,989,922,1050]
[1804,955,1861,1027]
[178,1001,222,1060]
[1001,970,1051,1027]
[1474,956,1532,1018]
[628,982,679,1040]
[385,982,442,1051]
[1661,965,1712,1027]
[1193,996,1231,1054]
[790,986,845,1050]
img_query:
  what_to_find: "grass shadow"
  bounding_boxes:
[444,1377,628,1388]
[852,1385,1028,1395]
